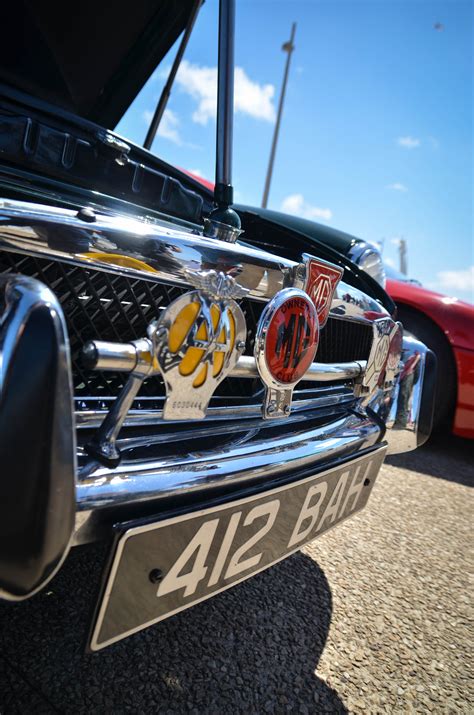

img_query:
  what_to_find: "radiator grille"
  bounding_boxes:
[0,251,373,405]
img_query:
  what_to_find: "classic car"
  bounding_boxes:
[0,0,435,651]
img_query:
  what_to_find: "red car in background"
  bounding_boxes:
[386,266,474,439]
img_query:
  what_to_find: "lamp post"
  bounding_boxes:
[393,238,408,275]
[399,238,408,275]
[261,22,296,209]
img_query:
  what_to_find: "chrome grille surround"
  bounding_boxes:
[0,251,373,407]
[0,199,390,427]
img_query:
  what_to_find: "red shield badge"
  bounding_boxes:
[302,254,343,327]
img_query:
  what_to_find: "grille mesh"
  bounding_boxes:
[0,251,373,405]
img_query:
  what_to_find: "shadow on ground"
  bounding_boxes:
[387,433,473,486]
[0,542,346,713]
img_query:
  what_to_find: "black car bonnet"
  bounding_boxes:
[1,0,197,128]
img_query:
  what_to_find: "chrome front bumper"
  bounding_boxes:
[74,410,383,544]
[0,272,435,597]
[73,333,436,544]
[73,341,436,544]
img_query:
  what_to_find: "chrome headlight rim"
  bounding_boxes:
[348,241,386,288]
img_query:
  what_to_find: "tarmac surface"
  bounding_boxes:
[0,435,472,714]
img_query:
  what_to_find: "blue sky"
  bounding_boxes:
[116,0,473,303]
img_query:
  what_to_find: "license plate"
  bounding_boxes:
[90,447,386,650]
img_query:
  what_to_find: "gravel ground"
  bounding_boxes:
[0,435,472,714]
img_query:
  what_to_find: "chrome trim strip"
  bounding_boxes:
[75,388,355,428]
[0,199,389,320]
[89,409,325,451]
[73,411,383,544]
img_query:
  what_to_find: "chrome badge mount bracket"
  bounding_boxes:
[254,287,319,419]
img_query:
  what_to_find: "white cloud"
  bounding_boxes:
[387,182,408,192]
[281,194,332,222]
[384,257,396,268]
[436,266,474,293]
[398,136,420,149]
[143,108,182,145]
[188,168,202,177]
[175,60,276,125]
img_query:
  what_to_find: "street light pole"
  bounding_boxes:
[399,238,408,275]
[261,22,296,209]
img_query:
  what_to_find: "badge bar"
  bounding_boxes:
[80,262,399,465]
[84,344,366,383]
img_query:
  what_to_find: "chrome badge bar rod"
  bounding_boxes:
[82,340,366,383]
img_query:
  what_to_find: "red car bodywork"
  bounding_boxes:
[387,279,474,439]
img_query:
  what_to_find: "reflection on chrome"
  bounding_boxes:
[379,337,436,454]
[74,410,382,544]
[0,198,388,321]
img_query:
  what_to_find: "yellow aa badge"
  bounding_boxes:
[155,270,248,420]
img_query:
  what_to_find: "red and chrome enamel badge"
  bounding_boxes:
[355,317,401,402]
[254,288,319,419]
[302,254,343,327]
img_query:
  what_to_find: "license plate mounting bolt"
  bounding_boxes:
[149,569,164,584]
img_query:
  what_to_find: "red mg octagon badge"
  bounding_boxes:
[255,288,319,419]
[302,253,343,327]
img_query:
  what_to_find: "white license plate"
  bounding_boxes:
[90,447,386,650]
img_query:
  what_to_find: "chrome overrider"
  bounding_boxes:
[0,274,76,599]
[381,336,436,454]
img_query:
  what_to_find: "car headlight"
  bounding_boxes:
[348,241,386,288]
